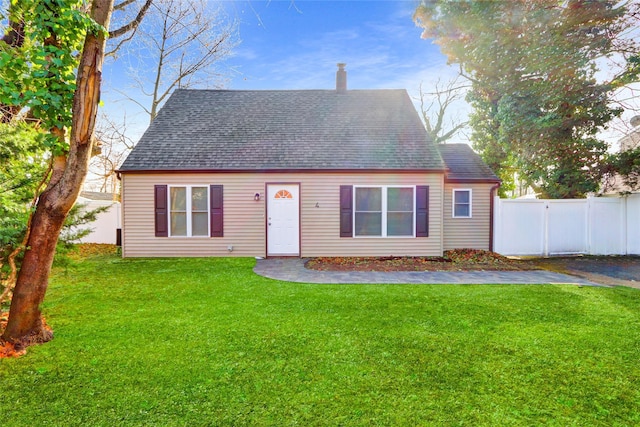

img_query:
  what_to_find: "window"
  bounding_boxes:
[453,189,472,218]
[169,185,209,236]
[274,189,293,199]
[154,185,223,238]
[354,186,414,237]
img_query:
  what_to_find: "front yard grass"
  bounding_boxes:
[1,254,640,426]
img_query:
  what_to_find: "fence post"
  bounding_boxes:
[586,196,592,255]
[543,201,549,257]
[628,194,640,255]
[493,196,501,254]
[622,196,628,255]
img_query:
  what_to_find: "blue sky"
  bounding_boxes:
[223,0,451,91]
[101,0,466,141]
[99,0,640,148]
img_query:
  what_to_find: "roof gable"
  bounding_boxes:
[120,89,445,172]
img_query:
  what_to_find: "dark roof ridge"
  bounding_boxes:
[172,88,407,93]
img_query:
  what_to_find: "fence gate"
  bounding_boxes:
[493,194,639,256]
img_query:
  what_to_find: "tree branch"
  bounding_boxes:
[1,19,25,47]
[105,24,138,57]
[109,0,153,39]
[114,0,137,11]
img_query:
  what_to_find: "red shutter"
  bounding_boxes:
[210,185,223,237]
[416,185,429,237]
[154,185,168,237]
[340,185,353,237]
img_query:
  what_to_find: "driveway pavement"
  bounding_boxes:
[528,256,640,288]
[254,258,605,286]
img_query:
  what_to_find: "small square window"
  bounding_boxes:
[453,189,472,218]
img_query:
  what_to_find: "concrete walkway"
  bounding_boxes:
[254,258,606,286]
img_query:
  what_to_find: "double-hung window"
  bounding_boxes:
[453,189,472,218]
[354,186,415,237]
[169,185,209,236]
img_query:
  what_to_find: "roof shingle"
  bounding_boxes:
[437,144,500,182]
[119,89,446,172]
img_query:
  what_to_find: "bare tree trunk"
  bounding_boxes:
[2,0,114,346]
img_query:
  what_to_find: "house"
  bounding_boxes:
[74,192,121,245]
[118,65,499,258]
[437,144,500,251]
[603,115,640,194]
[619,115,640,151]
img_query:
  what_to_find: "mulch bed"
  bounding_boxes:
[0,312,26,358]
[0,311,53,358]
[305,249,538,272]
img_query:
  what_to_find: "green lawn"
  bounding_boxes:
[2,255,640,426]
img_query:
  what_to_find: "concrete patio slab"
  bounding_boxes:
[254,258,607,286]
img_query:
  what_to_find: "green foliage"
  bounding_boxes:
[60,203,110,245]
[611,54,640,89]
[0,0,109,295]
[468,90,517,197]
[2,256,640,424]
[605,146,640,192]
[0,0,103,153]
[415,0,639,198]
[0,124,47,275]
[53,203,111,270]
[0,123,106,286]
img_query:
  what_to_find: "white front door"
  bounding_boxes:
[267,184,300,256]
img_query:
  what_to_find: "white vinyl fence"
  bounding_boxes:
[494,194,640,256]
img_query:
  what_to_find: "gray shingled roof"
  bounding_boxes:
[119,89,445,172]
[437,144,500,182]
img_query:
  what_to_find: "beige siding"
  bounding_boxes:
[442,182,494,251]
[121,172,444,257]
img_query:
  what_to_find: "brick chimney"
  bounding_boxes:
[336,63,347,94]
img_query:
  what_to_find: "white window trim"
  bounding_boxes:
[353,185,416,238]
[452,188,473,218]
[168,184,210,237]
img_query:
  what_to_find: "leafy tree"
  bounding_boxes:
[0,125,48,304]
[603,146,640,193]
[0,123,110,306]
[415,0,640,198]
[0,0,149,347]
